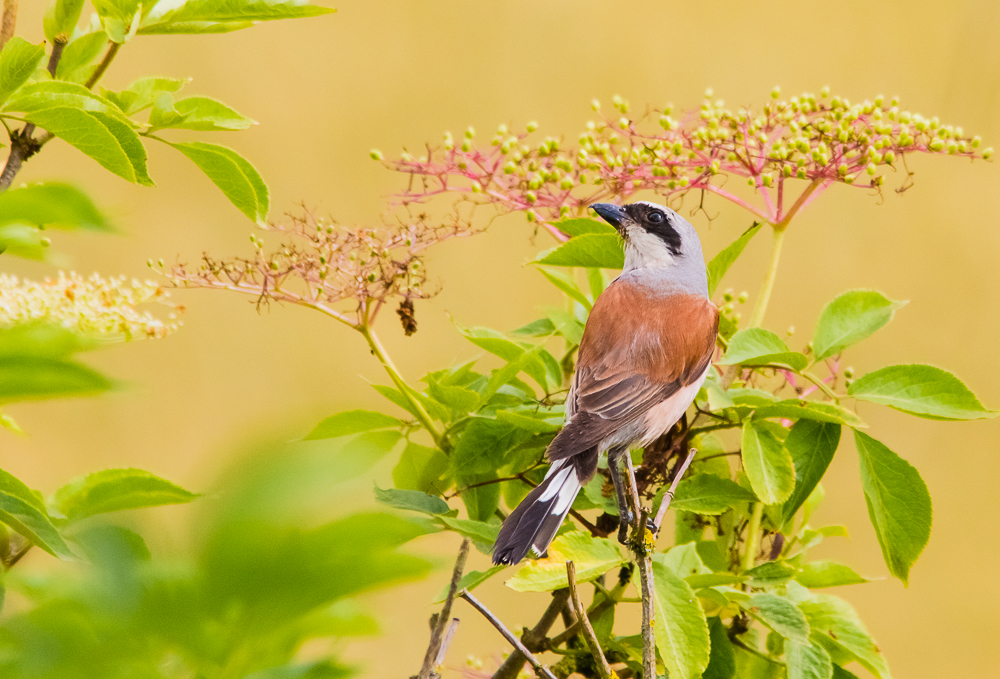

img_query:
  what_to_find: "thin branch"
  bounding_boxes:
[621,455,655,679]
[84,41,121,90]
[459,590,558,679]
[0,0,16,51]
[434,618,460,668]
[418,538,469,679]
[653,447,698,531]
[566,561,615,679]
[492,589,571,679]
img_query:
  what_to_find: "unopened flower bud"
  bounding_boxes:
[591,98,601,111]
[723,289,734,302]
[770,86,780,99]
[526,120,538,133]
[844,366,855,379]
[369,149,383,161]
[737,291,748,304]
[983,148,994,160]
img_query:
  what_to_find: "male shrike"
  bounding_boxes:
[492,201,718,565]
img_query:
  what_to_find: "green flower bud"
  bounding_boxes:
[526,191,537,203]
[526,209,537,222]
[797,168,807,179]
[619,117,629,130]
[723,289,734,302]
[560,177,574,190]
[787,325,795,336]
[591,98,601,111]
[820,86,830,98]
[972,136,981,148]
[929,139,945,152]
[465,127,475,139]
[844,366,855,379]
[158,259,164,268]
[770,86,780,99]
[738,291,748,304]
[503,161,516,174]
[471,182,482,193]
[983,148,994,160]
[866,162,876,175]
[947,141,958,154]
[369,149,383,161]
[526,120,538,133]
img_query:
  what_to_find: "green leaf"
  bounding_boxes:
[103,75,188,115]
[651,559,711,679]
[460,479,500,523]
[495,410,562,433]
[157,95,255,131]
[433,565,506,604]
[848,364,998,420]
[853,430,931,585]
[799,594,890,679]
[787,640,834,679]
[437,516,499,545]
[536,266,592,310]
[745,561,798,588]
[753,400,863,427]
[795,561,869,588]
[832,665,861,679]
[0,491,74,559]
[509,317,556,338]
[44,0,86,42]
[534,233,624,269]
[89,110,154,185]
[555,217,616,237]
[781,421,841,525]
[92,0,141,42]
[140,0,336,34]
[812,290,905,360]
[427,381,480,414]
[546,308,585,345]
[23,107,141,183]
[452,418,529,476]
[305,410,403,440]
[55,31,109,82]
[707,222,762,296]
[703,617,737,679]
[0,182,110,231]
[747,593,810,641]
[721,328,808,371]
[51,468,199,521]
[0,38,46,107]
[669,473,757,515]
[506,531,626,592]
[392,442,449,494]
[373,485,449,515]
[4,80,129,117]
[741,417,795,504]
[0,355,111,402]
[170,140,269,224]
[0,468,47,513]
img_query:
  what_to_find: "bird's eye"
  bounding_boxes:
[647,211,665,224]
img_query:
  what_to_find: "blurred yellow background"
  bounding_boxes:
[2,0,999,676]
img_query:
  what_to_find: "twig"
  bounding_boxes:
[0,0,16,51]
[492,589,571,679]
[434,618,460,667]
[459,590,558,679]
[653,447,698,531]
[621,455,656,679]
[566,561,615,679]
[418,538,469,679]
[84,41,121,90]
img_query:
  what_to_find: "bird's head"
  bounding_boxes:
[590,201,706,275]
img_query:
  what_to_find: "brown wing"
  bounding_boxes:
[549,281,718,461]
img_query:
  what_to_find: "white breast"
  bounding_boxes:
[636,366,710,447]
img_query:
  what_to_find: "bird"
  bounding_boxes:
[491,200,719,566]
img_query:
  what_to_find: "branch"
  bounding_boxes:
[621,455,656,679]
[418,538,469,679]
[566,561,615,679]
[459,590,558,679]
[492,589,571,679]
[0,0,16,51]
[652,447,698,531]
[84,41,121,90]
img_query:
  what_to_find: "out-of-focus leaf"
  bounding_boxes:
[787,640,834,679]
[795,561,869,588]
[703,616,737,679]
[812,290,905,361]
[752,400,863,427]
[720,328,808,371]
[392,442,449,494]
[0,183,110,231]
[0,38,46,106]
[0,491,74,559]
[854,430,931,585]
[139,0,336,35]
[747,593,810,641]
[799,594,890,679]
[51,468,199,521]
[669,474,756,515]
[436,516,499,545]
[741,417,794,505]
[169,141,269,224]
[0,355,111,402]
[433,565,505,604]
[534,233,624,269]
[848,364,998,420]
[304,410,402,440]
[781,421,840,525]
[506,531,626,592]
[707,222,762,296]
[44,0,86,42]
[651,559,711,679]
[373,485,449,515]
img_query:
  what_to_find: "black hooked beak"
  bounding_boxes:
[591,203,628,232]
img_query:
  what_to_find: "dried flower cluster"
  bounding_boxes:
[164,208,481,329]
[0,272,179,339]
[380,88,990,235]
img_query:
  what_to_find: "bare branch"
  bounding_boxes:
[566,561,615,679]
[418,538,469,679]
[653,447,698,531]
[460,590,558,679]
[492,589,571,679]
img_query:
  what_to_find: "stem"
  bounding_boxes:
[742,502,764,572]
[566,561,615,679]
[0,0,16,51]
[747,226,786,329]
[652,447,698,531]
[358,322,445,449]
[46,37,67,77]
[418,539,469,679]
[492,589,571,679]
[800,370,840,402]
[460,591,558,679]
[620,455,655,679]
[84,41,121,90]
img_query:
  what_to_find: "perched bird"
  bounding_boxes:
[492,201,719,565]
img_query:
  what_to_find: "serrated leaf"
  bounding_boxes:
[782,421,841,525]
[853,430,931,585]
[746,561,798,587]
[534,233,624,269]
[669,473,757,515]
[92,0,141,42]
[55,31,109,82]
[0,182,110,231]
[495,410,561,433]
[170,140,269,224]
[509,317,556,338]
[555,217,617,237]
[44,0,86,42]
[4,81,129,118]
[721,328,808,371]
[812,290,905,360]
[427,381,479,413]
[506,531,626,592]
[0,355,111,402]
[651,559,711,679]
[536,266,592,310]
[0,468,47,513]
[103,76,187,115]
[139,0,335,34]
[452,418,529,476]
[747,593,810,641]
[795,561,869,588]
[24,107,139,182]
[392,442,448,494]
[753,400,863,427]
[788,640,834,679]
[305,410,403,440]
[848,364,998,420]
[51,468,198,521]
[373,485,449,515]
[800,594,891,679]
[436,516,499,545]
[741,417,794,504]
[160,95,254,131]
[0,38,46,106]
[88,110,153,185]
[707,222,762,296]
[0,491,74,559]
[703,616,737,679]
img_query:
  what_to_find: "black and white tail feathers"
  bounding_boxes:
[492,448,598,565]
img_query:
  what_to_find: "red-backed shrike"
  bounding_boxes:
[493,201,719,565]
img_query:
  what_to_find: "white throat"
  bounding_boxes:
[623,225,676,271]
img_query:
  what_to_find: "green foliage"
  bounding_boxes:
[741,417,795,505]
[707,222,762,296]
[506,531,627,592]
[722,328,808,371]
[50,468,199,521]
[811,290,905,361]
[535,233,625,269]
[652,558,711,679]
[848,364,998,420]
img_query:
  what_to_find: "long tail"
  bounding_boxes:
[492,450,596,565]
